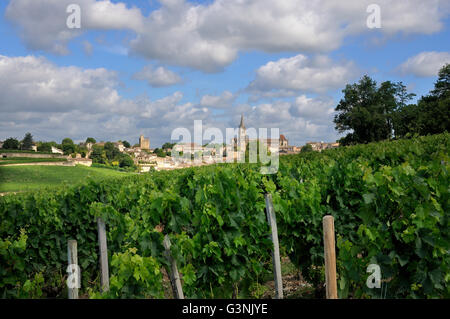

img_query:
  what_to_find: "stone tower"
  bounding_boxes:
[139,135,150,150]
[238,114,247,152]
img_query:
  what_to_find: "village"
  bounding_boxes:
[0,116,339,173]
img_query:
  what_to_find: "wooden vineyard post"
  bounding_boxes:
[163,235,184,299]
[67,240,79,299]
[323,215,338,299]
[264,193,283,299]
[97,217,110,292]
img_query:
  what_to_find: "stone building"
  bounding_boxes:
[233,115,291,155]
[238,114,247,153]
[280,135,288,147]
[306,141,340,152]
[172,143,203,154]
[139,135,150,150]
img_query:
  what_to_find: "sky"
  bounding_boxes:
[0,0,449,148]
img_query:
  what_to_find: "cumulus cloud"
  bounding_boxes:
[289,95,335,122]
[0,55,131,113]
[247,54,357,96]
[0,54,340,146]
[6,0,449,71]
[0,55,207,146]
[398,51,450,77]
[200,91,235,108]
[5,0,144,55]
[132,65,182,87]
[131,0,449,72]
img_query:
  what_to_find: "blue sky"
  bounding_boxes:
[0,0,449,147]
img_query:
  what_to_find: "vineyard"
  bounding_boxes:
[0,133,449,299]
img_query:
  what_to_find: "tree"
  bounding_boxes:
[62,138,74,145]
[119,154,134,168]
[334,75,414,145]
[90,145,106,164]
[162,142,175,150]
[21,133,34,150]
[394,64,449,138]
[37,142,53,153]
[104,142,120,160]
[86,137,96,144]
[153,148,166,158]
[122,140,131,148]
[61,138,76,155]
[301,144,313,153]
[2,138,20,150]
[431,63,450,98]
[392,104,421,138]
[418,63,450,134]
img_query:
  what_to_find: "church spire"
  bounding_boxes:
[239,114,245,130]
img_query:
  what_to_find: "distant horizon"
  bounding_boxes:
[1,128,341,149]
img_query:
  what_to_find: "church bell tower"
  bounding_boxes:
[238,114,247,152]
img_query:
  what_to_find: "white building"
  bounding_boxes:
[114,142,125,152]
[51,146,64,154]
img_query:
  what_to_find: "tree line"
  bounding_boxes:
[1,135,136,170]
[334,64,450,145]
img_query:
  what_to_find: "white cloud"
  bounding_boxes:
[398,51,450,77]
[0,55,207,146]
[200,91,235,108]
[133,65,182,87]
[248,54,357,95]
[6,0,449,71]
[289,95,335,122]
[0,55,130,113]
[131,0,448,72]
[0,55,340,146]
[5,0,144,55]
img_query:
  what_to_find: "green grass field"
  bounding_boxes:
[0,165,130,193]
[0,157,68,165]
[0,149,53,154]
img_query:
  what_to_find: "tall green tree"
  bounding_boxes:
[21,133,34,150]
[431,63,450,98]
[104,142,120,160]
[394,64,450,138]
[418,63,450,135]
[334,75,414,145]
[90,145,106,164]
[61,138,76,155]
